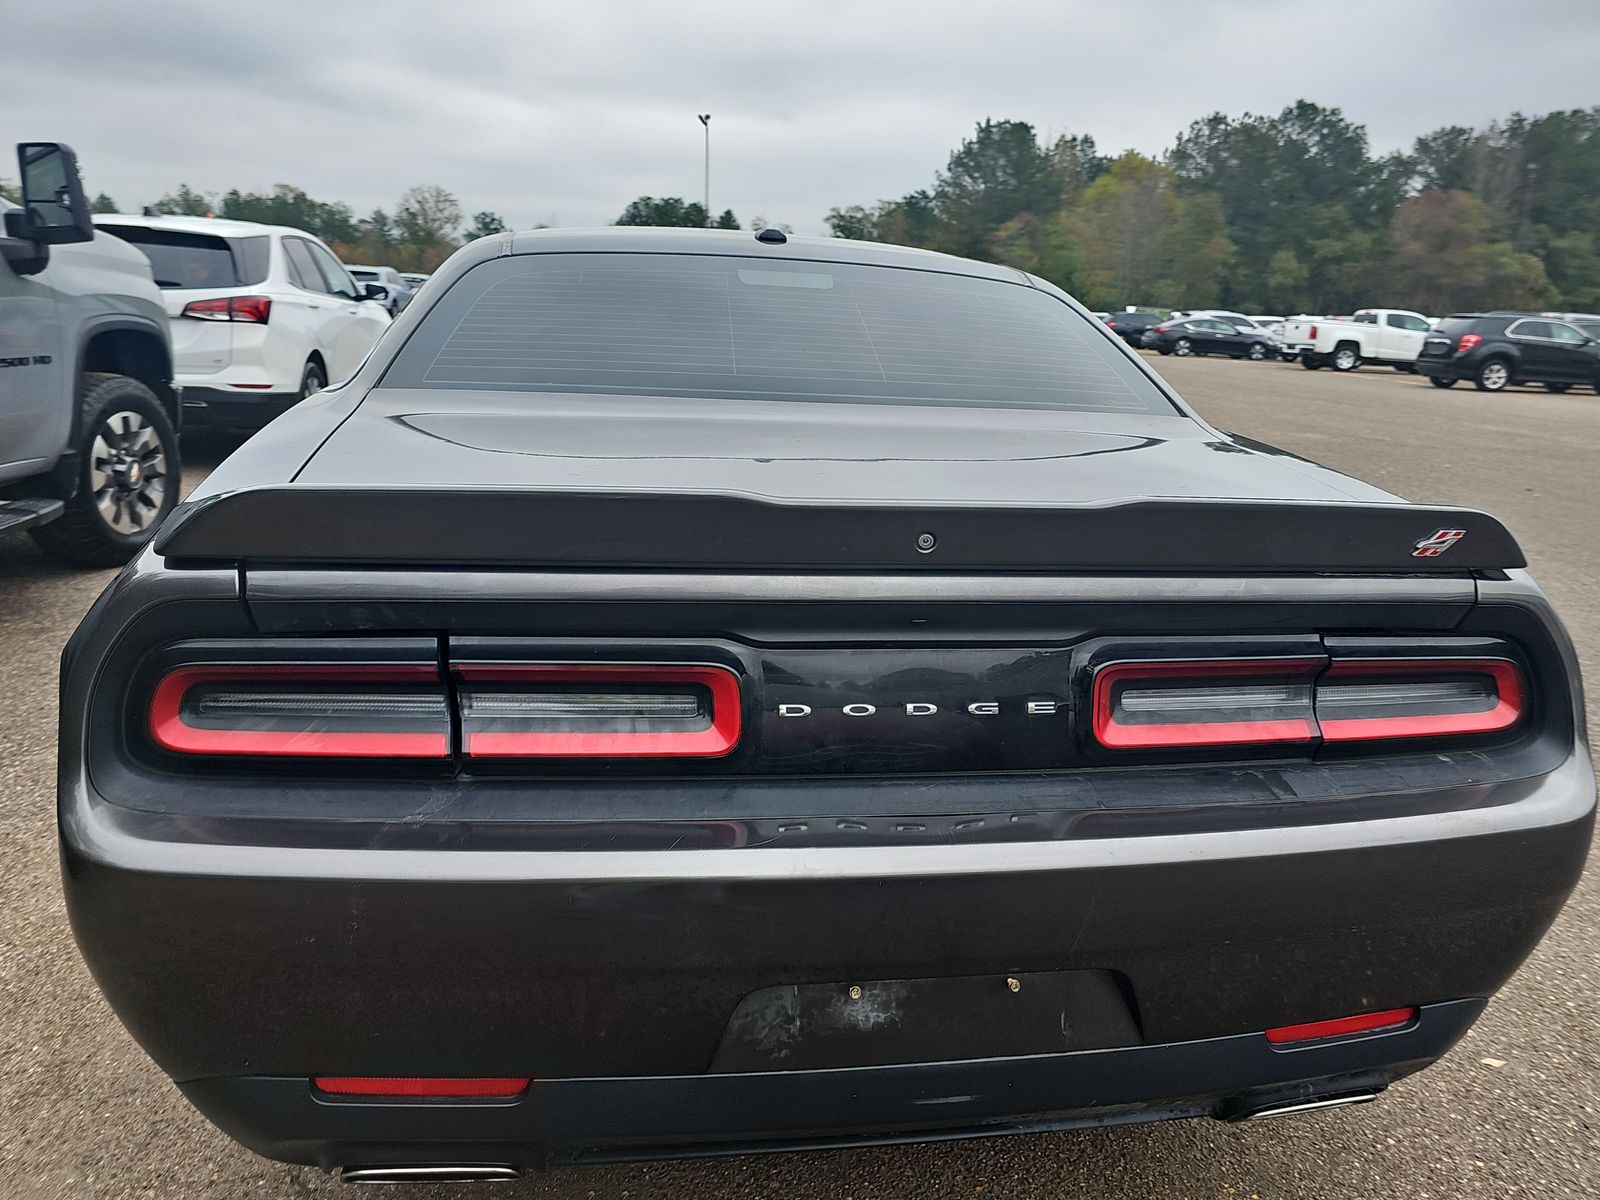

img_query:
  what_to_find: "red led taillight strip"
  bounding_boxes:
[1317,659,1524,742]
[149,665,450,758]
[456,663,743,758]
[1092,658,1325,750]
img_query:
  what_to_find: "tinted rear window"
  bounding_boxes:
[1434,317,1495,339]
[100,226,269,289]
[382,254,1176,414]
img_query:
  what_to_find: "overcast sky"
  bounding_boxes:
[7,0,1600,236]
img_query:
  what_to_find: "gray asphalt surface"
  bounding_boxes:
[2,360,1596,1198]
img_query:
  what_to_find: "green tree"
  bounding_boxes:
[217,184,357,243]
[89,192,119,214]
[395,185,462,246]
[928,119,1058,257]
[464,211,509,240]
[1062,152,1181,310]
[713,209,740,230]
[616,196,712,227]
[152,184,213,216]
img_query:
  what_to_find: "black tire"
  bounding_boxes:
[298,358,327,401]
[1247,342,1268,361]
[1173,337,1193,357]
[1157,347,1172,356]
[1280,352,1297,363]
[29,373,180,568]
[1474,357,1512,392]
[1301,355,1323,370]
[1331,343,1362,372]
[1429,376,1458,389]
[1543,382,1571,394]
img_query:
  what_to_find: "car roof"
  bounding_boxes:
[500,226,1028,283]
[92,212,311,238]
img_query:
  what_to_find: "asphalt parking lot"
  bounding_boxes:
[1,359,1596,1199]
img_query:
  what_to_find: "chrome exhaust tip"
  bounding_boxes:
[1231,1090,1383,1122]
[339,1164,521,1184]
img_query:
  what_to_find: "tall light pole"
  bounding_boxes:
[698,113,711,226]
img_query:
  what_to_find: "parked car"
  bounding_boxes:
[1280,309,1431,372]
[399,271,431,291]
[1142,315,1274,360]
[1415,312,1600,393]
[61,228,1591,1180]
[1102,310,1164,348]
[1,141,180,566]
[346,264,414,314]
[94,213,391,428]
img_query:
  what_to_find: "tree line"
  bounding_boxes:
[826,103,1600,315]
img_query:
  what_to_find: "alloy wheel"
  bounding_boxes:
[1174,338,1193,357]
[89,410,169,535]
[1480,361,1510,391]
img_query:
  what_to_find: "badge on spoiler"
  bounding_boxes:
[1413,528,1467,557]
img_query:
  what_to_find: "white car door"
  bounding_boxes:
[305,241,388,381]
[1383,312,1430,361]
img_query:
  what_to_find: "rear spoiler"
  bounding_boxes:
[153,487,1526,573]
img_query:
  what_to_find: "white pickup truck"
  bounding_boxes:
[1279,309,1433,372]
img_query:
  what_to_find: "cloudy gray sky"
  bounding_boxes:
[6,0,1600,235]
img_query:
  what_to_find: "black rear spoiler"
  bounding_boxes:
[153,487,1526,573]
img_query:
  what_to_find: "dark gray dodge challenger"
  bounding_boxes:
[60,228,1594,1183]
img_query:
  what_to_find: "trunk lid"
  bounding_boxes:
[156,392,1526,571]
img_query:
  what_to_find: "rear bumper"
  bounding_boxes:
[61,746,1594,1165]
[179,386,301,428]
[182,999,1483,1169]
[1415,358,1467,381]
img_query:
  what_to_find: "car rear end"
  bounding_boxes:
[1416,315,1507,384]
[1279,316,1323,360]
[95,218,295,424]
[59,233,1595,1178]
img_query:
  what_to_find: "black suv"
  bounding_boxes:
[1102,311,1164,348]
[1416,312,1600,393]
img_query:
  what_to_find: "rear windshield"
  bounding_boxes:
[349,268,379,280]
[100,226,269,289]
[382,254,1177,414]
[1434,317,1492,339]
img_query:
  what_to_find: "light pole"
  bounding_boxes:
[698,113,711,226]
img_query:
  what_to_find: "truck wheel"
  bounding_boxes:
[30,373,180,568]
[1301,355,1323,370]
[1429,376,1457,389]
[1474,358,1511,392]
[1332,344,1362,371]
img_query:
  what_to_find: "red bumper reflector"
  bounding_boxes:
[149,665,451,758]
[1265,1007,1418,1045]
[313,1076,530,1098]
[456,663,742,758]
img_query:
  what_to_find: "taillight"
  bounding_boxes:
[1308,324,1318,338]
[1316,659,1524,741]
[1455,333,1483,354]
[1266,1008,1418,1046]
[455,663,742,758]
[181,295,272,323]
[1091,656,1526,750]
[1092,659,1323,749]
[149,665,450,757]
[1152,325,1169,334]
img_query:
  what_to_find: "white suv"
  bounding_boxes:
[93,214,390,429]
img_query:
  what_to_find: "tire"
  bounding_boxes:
[1543,382,1571,394]
[1331,344,1362,372]
[1429,376,1457,389]
[298,358,327,401]
[1157,347,1172,356]
[1173,337,1193,357]
[1247,342,1268,361]
[29,373,180,568]
[1301,355,1323,370]
[1474,358,1511,392]
[1280,352,1297,363]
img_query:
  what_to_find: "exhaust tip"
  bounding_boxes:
[339,1164,521,1184]
[1229,1090,1383,1123]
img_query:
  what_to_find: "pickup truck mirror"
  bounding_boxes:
[362,283,388,302]
[13,142,94,246]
